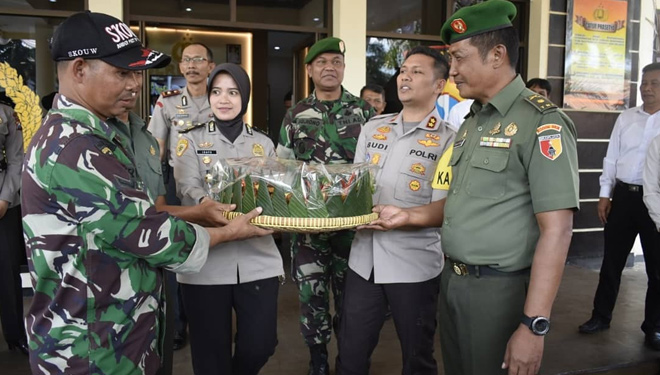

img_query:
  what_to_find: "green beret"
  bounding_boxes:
[440,0,517,44]
[304,37,346,64]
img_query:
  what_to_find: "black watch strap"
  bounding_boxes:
[522,314,551,336]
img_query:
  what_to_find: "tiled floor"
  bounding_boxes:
[2,262,659,374]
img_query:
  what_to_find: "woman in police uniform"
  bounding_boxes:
[173,64,283,374]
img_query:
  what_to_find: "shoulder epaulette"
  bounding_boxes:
[524,94,557,112]
[178,121,206,134]
[161,89,182,98]
[370,113,397,121]
[245,123,269,137]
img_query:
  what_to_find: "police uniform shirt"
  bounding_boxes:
[0,104,23,208]
[148,86,214,167]
[173,121,284,285]
[600,106,660,197]
[349,108,456,283]
[442,76,579,272]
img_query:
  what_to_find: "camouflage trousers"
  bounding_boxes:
[291,230,354,346]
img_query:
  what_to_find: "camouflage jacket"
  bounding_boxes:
[276,87,374,164]
[21,95,210,375]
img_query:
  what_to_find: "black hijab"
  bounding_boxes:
[207,63,251,143]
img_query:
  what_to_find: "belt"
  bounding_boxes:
[616,180,642,193]
[447,259,530,277]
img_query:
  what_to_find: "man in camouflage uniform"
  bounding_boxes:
[277,37,374,375]
[21,12,270,375]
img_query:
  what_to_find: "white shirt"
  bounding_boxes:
[447,99,474,132]
[643,133,660,230]
[599,107,660,197]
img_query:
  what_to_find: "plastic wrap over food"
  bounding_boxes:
[205,157,376,218]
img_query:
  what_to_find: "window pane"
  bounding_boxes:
[236,0,326,28]
[129,0,230,20]
[1,0,84,11]
[367,0,444,35]
[0,15,61,102]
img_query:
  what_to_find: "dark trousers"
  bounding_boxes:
[593,183,660,333]
[0,205,27,344]
[336,269,440,375]
[181,278,279,375]
[438,262,529,375]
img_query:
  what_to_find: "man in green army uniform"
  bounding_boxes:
[277,37,374,375]
[21,12,271,375]
[366,1,579,374]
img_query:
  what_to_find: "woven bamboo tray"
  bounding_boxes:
[223,211,379,233]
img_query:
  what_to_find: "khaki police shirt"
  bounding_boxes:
[442,76,579,272]
[173,121,284,285]
[349,108,456,283]
[148,87,213,167]
[0,103,23,208]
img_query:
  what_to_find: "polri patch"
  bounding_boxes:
[176,138,189,157]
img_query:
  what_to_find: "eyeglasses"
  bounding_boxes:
[180,56,208,65]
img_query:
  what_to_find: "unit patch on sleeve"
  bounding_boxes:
[432,146,453,190]
[176,138,189,157]
[538,134,562,160]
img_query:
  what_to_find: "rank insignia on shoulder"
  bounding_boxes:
[418,139,439,147]
[178,122,206,134]
[426,116,438,129]
[161,89,181,98]
[245,123,254,136]
[149,145,156,156]
[536,123,562,134]
[373,134,387,141]
[525,94,557,112]
[209,121,216,133]
[377,126,391,134]
[253,143,265,156]
[176,138,189,157]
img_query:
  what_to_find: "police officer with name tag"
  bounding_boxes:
[336,46,455,375]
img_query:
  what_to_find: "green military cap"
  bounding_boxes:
[304,37,346,64]
[440,0,517,44]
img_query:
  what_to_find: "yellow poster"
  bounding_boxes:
[563,0,629,110]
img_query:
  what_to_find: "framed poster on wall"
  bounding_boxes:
[227,44,242,64]
[563,0,630,110]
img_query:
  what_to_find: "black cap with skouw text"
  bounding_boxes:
[50,11,171,70]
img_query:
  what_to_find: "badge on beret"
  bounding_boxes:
[418,139,439,147]
[373,134,387,141]
[253,143,265,156]
[377,126,391,134]
[371,153,381,165]
[149,145,156,156]
[176,138,189,157]
[339,40,345,53]
[409,180,421,191]
[426,133,440,141]
[410,163,426,176]
[504,123,518,136]
[451,19,467,34]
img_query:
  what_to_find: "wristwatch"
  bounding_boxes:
[521,314,551,336]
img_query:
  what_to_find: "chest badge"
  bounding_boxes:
[253,143,265,156]
[410,163,426,176]
[149,145,156,156]
[504,123,518,136]
[176,138,189,157]
[418,139,439,147]
[202,156,212,165]
[426,133,440,141]
[488,122,501,135]
[371,153,381,165]
[199,141,213,148]
[377,126,391,134]
[373,134,387,141]
[409,180,421,191]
